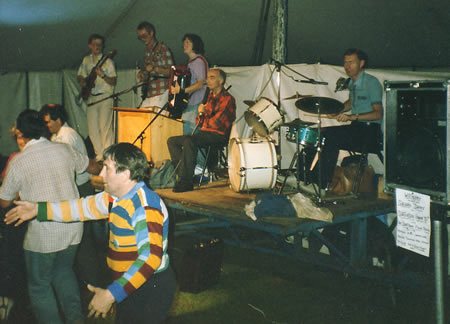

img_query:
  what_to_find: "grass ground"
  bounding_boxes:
[4,232,445,324]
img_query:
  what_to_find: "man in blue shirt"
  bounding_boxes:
[315,48,383,187]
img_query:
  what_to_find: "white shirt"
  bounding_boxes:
[51,123,91,186]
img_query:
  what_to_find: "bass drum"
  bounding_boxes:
[228,137,278,192]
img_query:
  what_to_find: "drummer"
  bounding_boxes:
[167,69,236,193]
[317,48,383,187]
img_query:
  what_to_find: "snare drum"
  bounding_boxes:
[244,98,283,136]
[286,126,318,146]
[228,137,278,192]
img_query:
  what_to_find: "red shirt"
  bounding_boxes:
[196,89,236,136]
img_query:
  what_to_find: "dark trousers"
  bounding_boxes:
[0,206,27,298]
[167,131,227,183]
[300,122,382,187]
[75,181,110,288]
[116,266,176,324]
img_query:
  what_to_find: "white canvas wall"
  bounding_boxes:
[1,64,449,168]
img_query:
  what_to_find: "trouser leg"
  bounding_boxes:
[24,250,64,324]
[52,245,84,324]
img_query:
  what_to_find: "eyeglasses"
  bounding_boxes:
[137,33,151,41]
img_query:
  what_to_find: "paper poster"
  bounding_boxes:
[395,188,431,257]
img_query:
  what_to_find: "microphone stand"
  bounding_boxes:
[132,101,171,150]
[270,58,328,85]
[87,82,146,107]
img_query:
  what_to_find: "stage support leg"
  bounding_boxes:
[433,219,445,324]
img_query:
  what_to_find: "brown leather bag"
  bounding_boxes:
[329,163,375,195]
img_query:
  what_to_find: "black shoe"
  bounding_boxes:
[173,179,194,193]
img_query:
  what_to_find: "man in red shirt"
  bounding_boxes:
[167,69,236,192]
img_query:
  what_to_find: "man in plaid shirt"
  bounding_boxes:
[167,69,236,192]
[136,21,174,108]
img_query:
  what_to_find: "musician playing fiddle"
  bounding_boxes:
[167,69,236,193]
[136,21,174,108]
[77,33,117,161]
[170,34,208,134]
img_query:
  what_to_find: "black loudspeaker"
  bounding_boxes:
[384,80,450,205]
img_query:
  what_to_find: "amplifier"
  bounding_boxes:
[384,80,450,205]
[172,237,224,293]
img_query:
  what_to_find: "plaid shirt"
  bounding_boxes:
[143,40,174,98]
[196,89,236,136]
[0,138,87,253]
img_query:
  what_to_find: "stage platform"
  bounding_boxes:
[154,179,417,286]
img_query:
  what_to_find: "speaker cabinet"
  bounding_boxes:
[384,80,450,205]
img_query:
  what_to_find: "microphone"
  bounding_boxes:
[334,77,350,92]
[201,87,210,105]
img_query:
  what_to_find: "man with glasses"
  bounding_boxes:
[136,21,175,108]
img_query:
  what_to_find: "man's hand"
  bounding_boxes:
[137,70,145,82]
[95,67,105,78]
[334,113,353,122]
[87,284,115,319]
[171,82,180,94]
[198,104,205,114]
[145,64,154,73]
[4,201,38,226]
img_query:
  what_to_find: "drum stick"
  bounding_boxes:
[303,113,337,119]
[310,152,319,171]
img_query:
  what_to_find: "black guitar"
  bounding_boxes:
[168,65,191,119]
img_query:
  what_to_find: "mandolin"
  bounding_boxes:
[80,49,117,101]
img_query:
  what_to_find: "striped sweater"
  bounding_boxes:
[37,181,170,303]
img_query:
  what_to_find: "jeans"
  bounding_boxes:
[181,104,200,135]
[24,245,83,324]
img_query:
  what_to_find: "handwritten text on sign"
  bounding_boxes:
[396,188,430,257]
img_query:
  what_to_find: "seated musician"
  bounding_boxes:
[311,48,383,188]
[170,34,208,134]
[167,69,236,193]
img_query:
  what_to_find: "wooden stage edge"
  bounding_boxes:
[155,179,396,235]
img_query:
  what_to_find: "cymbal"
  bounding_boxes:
[283,118,315,127]
[243,100,256,106]
[283,92,312,100]
[295,96,344,114]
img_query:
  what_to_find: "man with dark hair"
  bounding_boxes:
[77,33,117,161]
[6,143,176,323]
[0,109,96,324]
[136,21,175,108]
[314,48,383,187]
[40,104,92,196]
[40,104,110,289]
[167,68,236,192]
[170,33,208,134]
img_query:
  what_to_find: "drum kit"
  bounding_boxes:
[228,93,344,199]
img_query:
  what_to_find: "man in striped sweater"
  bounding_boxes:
[5,143,176,323]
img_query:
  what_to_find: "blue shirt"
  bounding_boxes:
[349,71,383,125]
